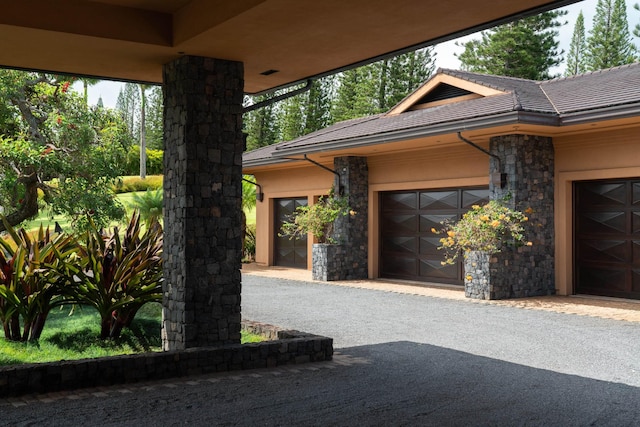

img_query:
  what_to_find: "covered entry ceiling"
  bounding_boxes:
[0,0,578,93]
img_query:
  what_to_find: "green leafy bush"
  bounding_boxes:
[280,188,352,244]
[67,212,163,339]
[0,219,78,341]
[124,146,163,175]
[130,189,163,224]
[113,175,163,193]
[243,222,256,262]
[434,200,531,264]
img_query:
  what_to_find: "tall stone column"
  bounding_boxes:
[332,156,368,280]
[488,134,555,299]
[162,56,244,350]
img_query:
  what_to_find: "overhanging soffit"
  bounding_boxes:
[0,0,579,93]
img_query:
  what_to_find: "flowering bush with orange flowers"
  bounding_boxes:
[433,200,532,265]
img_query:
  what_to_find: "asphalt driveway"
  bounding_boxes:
[2,274,639,426]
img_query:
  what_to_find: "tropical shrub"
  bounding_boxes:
[434,200,531,264]
[124,146,163,175]
[130,189,163,224]
[66,212,163,339]
[0,219,78,341]
[113,175,163,193]
[243,222,256,262]
[280,188,352,244]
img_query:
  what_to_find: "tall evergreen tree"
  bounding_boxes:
[145,86,163,150]
[279,88,305,142]
[303,76,334,134]
[585,0,636,70]
[457,11,566,80]
[115,83,139,138]
[566,11,587,76]
[332,66,379,122]
[244,94,280,150]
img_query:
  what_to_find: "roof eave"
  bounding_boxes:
[267,111,558,159]
[559,103,640,125]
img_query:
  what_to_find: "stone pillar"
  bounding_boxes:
[331,156,368,280]
[488,134,555,299]
[162,56,244,350]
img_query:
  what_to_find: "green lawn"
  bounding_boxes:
[0,302,263,366]
[24,192,256,232]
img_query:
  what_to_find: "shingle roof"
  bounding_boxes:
[244,62,640,166]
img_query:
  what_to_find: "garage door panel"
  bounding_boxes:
[577,266,627,291]
[381,256,416,277]
[578,211,627,234]
[462,189,492,209]
[633,241,640,264]
[632,183,640,205]
[383,214,418,234]
[576,239,627,263]
[578,182,627,207]
[420,191,457,210]
[382,193,417,211]
[419,259,458,281]
[419,214,456,232]
[382,236,417,254]
[419,236,442,255]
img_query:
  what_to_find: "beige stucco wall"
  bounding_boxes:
[554,125,640,296]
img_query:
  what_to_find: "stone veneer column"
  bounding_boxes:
[162,56,244,350]
[488,134,555,299]
[331,156,368,280]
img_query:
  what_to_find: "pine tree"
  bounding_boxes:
[585,0,636,71]
[145,86,163,150]
[566,11,587,76]
[115,83,139,138]
[244,94,280,150]
[457,11,566,80]
[332,66,379,122]
[279,88,305,142]
[303,76,334,134]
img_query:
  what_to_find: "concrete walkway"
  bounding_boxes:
[2,267,639,426]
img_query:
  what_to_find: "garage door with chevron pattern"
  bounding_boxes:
[380,188,489,285]
[274,198,308,268]
[575,179,640,299]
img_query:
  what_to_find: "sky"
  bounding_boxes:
[83,0,636,108]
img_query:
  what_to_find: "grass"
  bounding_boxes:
[23,192,256,232]
[0,303,264,366]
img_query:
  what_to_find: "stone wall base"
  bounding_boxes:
[0,321,332,398]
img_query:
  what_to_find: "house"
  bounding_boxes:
[243,63,640,300]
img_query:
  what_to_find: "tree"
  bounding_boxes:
[332,66,379,122]
[139,84,148,179]
[566,11,588,76]
[585,0,636,70]
[457,11,566,80]
[244,94,281,150]
[144,86,163,150]
[0,70,130,233]
[115,82,139,139]
[377,48,436,110]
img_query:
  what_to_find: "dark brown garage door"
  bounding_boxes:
[575,179,640,299]
[274,198,308,268]
[380,188,489,285]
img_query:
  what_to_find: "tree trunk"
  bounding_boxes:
[0,174,40,233]
[139,84,147,179]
